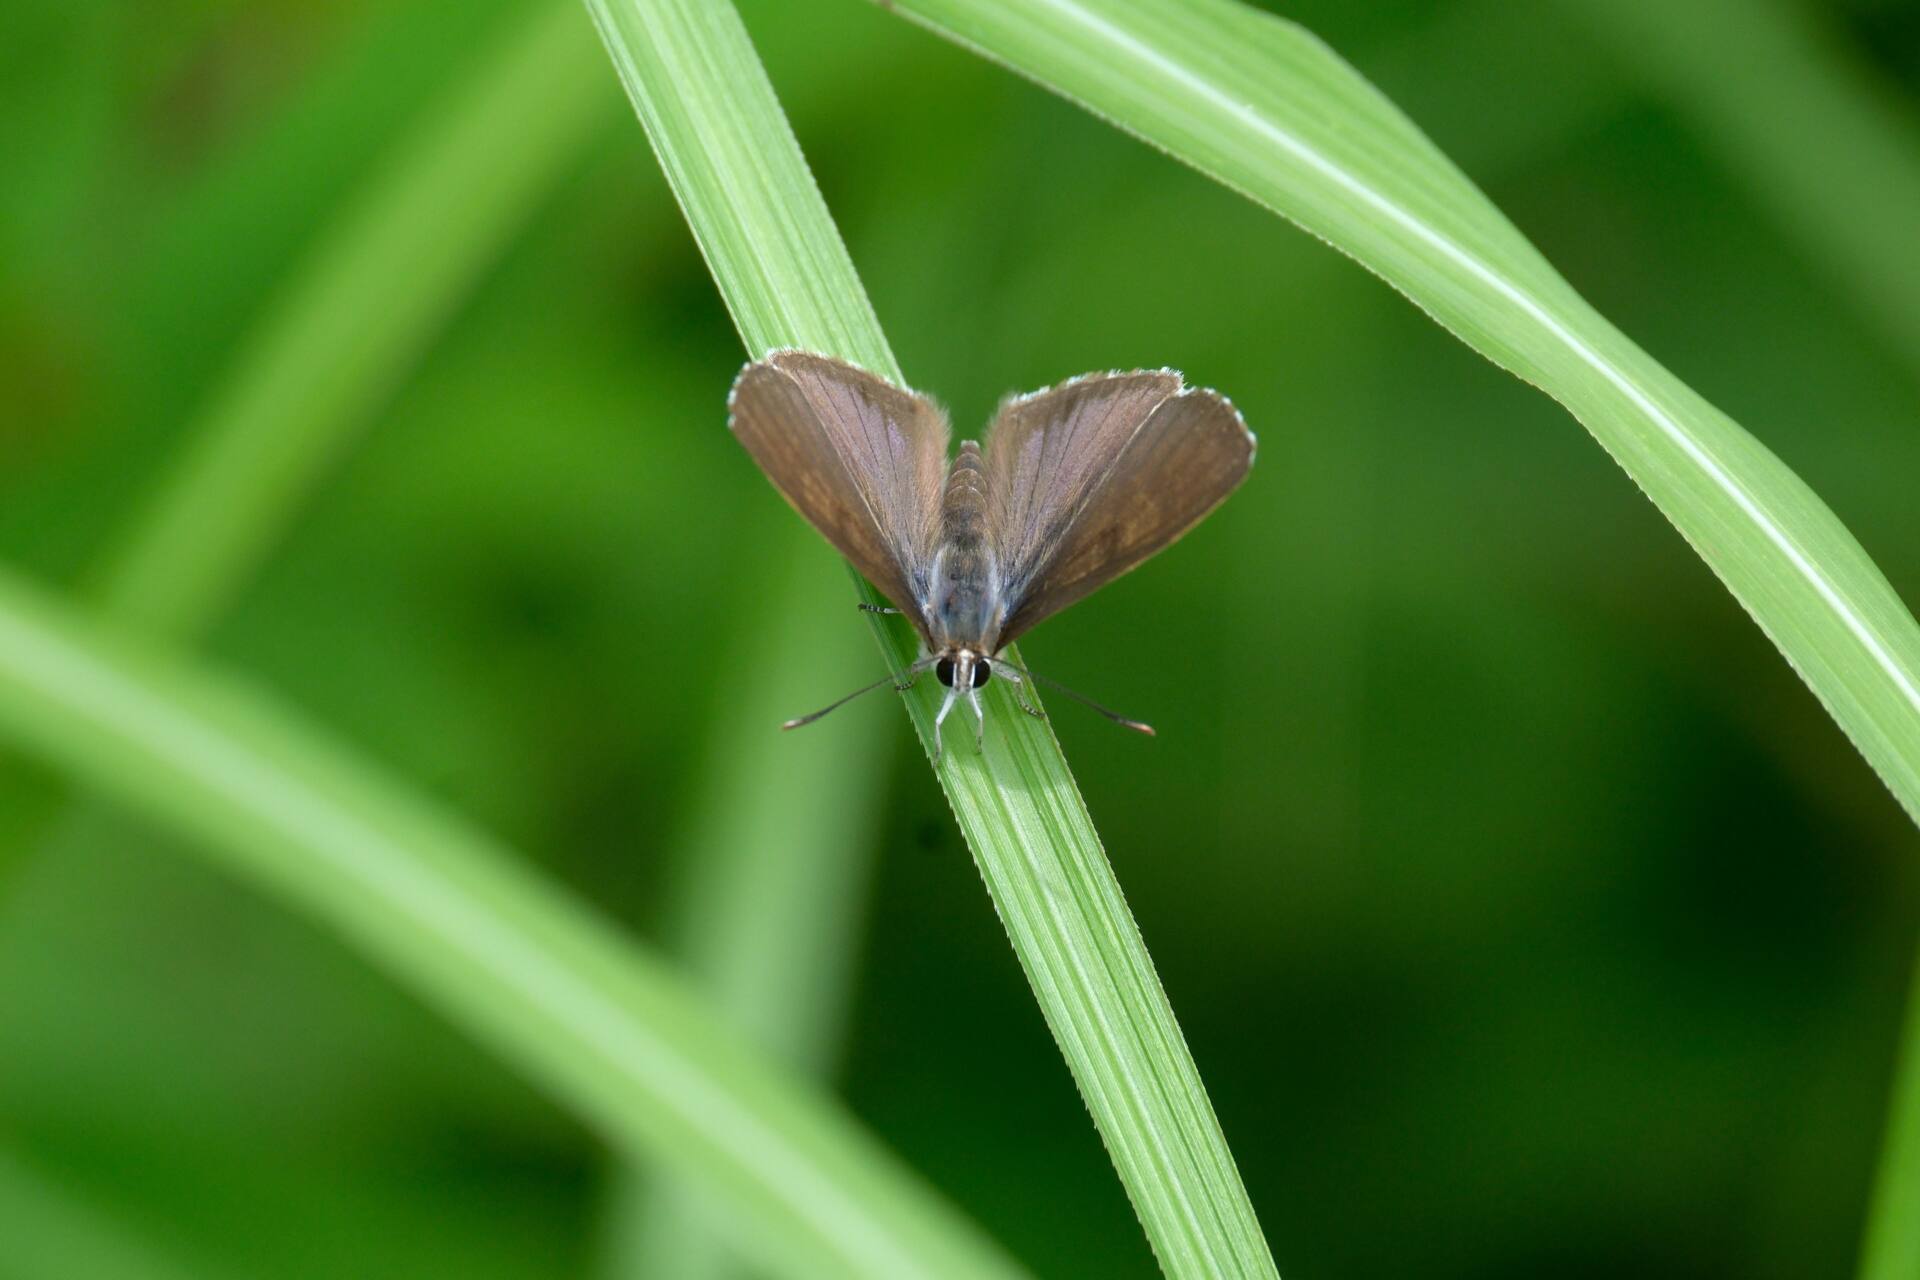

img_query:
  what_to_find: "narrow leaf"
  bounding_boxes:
[582,0,1280,1274]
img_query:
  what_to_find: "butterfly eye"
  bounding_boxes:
[973,660,992,688]
[935,658,956,687]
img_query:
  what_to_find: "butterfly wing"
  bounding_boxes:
[985,370,1254,647]
[728,351,949,631]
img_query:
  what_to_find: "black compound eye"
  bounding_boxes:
[972,660,992,688]
[935,658,955,688]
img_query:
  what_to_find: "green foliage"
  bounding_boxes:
[2,0,1918,1277]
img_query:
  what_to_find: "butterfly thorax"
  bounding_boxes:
[923,440,1003,653]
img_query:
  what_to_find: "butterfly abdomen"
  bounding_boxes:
[942,441,989,548]
[925,441,1001,649]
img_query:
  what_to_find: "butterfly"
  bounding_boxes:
[728,349,1255,760]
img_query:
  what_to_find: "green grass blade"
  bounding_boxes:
[582,0,1279,1275]
[90,2,610,638]
[0,565,1024,1280]
[583,0,894,374]
[884,0,1920,826]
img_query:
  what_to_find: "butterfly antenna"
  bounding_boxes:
[995,658,1155,736]
[782,659,933,730]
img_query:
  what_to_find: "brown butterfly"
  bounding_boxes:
[728,349,1255,760]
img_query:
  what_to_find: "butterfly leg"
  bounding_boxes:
[996,665,1048,719]
[856,603,901,615]
[896,655,937,693]
[931,683,960,766]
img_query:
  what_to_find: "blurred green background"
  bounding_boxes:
[4,0,1920,1276]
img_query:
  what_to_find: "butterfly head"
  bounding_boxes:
[934,651,992,690]
[932,648,992,757]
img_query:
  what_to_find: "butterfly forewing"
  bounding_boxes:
[985,372,1180,590]
[985,372,1254,646]
[728,351,948,634]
